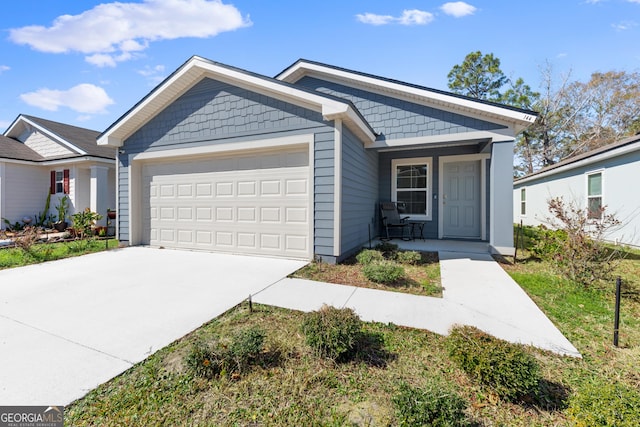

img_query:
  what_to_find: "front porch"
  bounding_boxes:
[370,237,490,255]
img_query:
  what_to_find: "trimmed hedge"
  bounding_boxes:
[301,305,362,361]
[446,325,540,401]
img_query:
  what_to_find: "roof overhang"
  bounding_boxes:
[277,60,538,135]
[98,56,376,148]
[4,115,86,155]
[0,155,114,166]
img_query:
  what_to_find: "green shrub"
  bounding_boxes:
[374,242,398,257]
[229,326,266,371]
[363,261,405,284]
[567,379,640,426]
[356,249,384,265]
[530,226,567,260]
[396,250,422,265]
[301,305,362,361]
[393,380,469,427]
[446,325,540,401]
[185,341,223,379]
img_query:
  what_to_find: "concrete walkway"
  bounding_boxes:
[253,250,581,358]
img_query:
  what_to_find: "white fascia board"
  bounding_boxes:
[8,116,87,155]
[278,62,537,131]
[514,142,640,185]
[368,129,514,150]
[325,106,376,144]
[0,156,114,167]
[98,56,369,147]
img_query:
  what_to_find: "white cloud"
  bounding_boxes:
[138,64,166,77]
[356,13,395,25]
[356,9,433,26]
[0,65,9,74]
[0,120,11,131]
[399,10,434,25]
[556,52,568,58]
[137,64,167,85]
[612,20,637,31]
[9,0,251,66]
[440,2,477,17]
[20,83,115,114]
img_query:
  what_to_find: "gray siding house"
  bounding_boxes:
[98,56,536,262]
[514,134,640,247]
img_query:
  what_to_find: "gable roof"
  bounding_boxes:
[98,56,376,147]
[514,133,640,185]
[3,115,114,160]
[276,59,538,135]
[0,134,44,161]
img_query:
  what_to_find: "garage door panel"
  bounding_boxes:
[142,147,310,259]
[177,184,193,197]
[237,207,256,222]
[286,235,307,251]
[216,231,233,246]
[196,183,212,197]
[260,180,281,196]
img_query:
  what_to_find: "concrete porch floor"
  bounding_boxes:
[369,238,491,254]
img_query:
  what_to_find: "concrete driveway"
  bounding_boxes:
[0,247,306,405]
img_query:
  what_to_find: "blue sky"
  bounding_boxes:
[1,0,639,133]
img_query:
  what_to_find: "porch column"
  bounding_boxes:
[489,140,515,255]
[90,165,109,226]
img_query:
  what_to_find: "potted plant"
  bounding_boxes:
[107,208,117,220]
[54,196,69,232]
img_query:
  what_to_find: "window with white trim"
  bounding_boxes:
[55,171,64,194]
[587,172,603,219]
[391,157,432,220]
[520,188,526,216]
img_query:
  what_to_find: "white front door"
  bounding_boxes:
[442,160,481,239]
[141,147,311,259]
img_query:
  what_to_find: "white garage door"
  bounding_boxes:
[141,147,310,259]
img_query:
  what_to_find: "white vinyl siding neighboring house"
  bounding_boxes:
[514,134,640,247]
[0,115,116,228]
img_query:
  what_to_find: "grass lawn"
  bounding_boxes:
[63,234,639,426]
[291,249,442,297]
[0,239,119,270]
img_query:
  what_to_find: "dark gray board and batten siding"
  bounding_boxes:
[117,77,337,257]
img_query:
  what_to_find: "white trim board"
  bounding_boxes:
[5,115,87,155]
[99,56,375,148]
[127,133,316,260]
[276,61,536,133]
[390,157,433,221]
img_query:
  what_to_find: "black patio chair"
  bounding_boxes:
[380,202,410,241]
